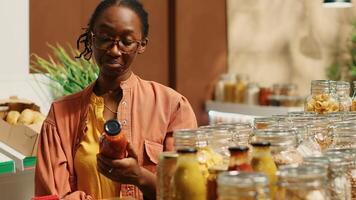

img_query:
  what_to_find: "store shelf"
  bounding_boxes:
[205,100,303,117]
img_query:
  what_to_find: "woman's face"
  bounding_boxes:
[92,6,146,78]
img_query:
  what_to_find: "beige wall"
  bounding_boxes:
[227,0,356,95]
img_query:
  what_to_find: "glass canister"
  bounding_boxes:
[215,122,252,146]
[254,117,278,130]
[330,123,356,149]
[276,165,328,200]
[324,150,352,200]
[305,80,339,114]
[352,81,356,111]
[172,148,207,200]
[326,149,356,200]
[217,171,261,200]
[336,81,352,112]
[173,129,224,178]
[199,126,235,167]
[306,117,333,152]
[251,129,304,167]
[157,151,178,200]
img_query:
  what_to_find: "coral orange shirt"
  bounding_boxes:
[35,72,197,200]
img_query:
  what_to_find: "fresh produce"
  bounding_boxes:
[4,109,45,125]
[6,111,21,125]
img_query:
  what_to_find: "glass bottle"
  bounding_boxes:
[207,166,226,200]
[252,129,304,167]
[276,165,328,200]
[250,141,277,200]
[172,148,207,200]
[223,74,236,103]
[99,119,128,159]
[217,171,258,200]
[214,74,231,102]
[336,81,352,112]
[234,74,249,103]
[352,81,356,111]
[227,146,253,172]
[305,80,339,114]
[157,152,178,200]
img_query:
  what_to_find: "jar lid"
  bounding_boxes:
[176,147,197,154]
[159,151,178,159]
[104,119,121,136]
[250,141,271,147]
[252,129,297,147]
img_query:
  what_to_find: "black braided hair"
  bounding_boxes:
[76,0,149,60]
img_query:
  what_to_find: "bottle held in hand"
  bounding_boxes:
[99,119,129,159]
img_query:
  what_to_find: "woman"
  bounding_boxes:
[34,0,197,199]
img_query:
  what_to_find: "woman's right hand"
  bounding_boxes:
[61,191,93,200]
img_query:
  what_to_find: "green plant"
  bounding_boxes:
[30,43,99,98]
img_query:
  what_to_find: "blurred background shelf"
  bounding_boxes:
[205,100,303,124]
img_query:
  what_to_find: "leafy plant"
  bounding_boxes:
[30,43,99,99]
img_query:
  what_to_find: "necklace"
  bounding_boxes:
[103,103,118,114]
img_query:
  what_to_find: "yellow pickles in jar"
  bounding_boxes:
[172,148,206,200]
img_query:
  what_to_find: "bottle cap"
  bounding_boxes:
[228,146,249,152]
[176,147,197,154]
[104,119,121,136]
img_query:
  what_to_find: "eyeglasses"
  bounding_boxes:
[91,32,141,54]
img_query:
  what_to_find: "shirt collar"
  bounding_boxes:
[120,72,138,89]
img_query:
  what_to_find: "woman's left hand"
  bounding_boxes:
[97,143,143,185]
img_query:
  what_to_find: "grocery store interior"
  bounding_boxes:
[1,0,356,199]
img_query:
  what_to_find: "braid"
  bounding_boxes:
[76,0,149,60]
[75,28,92,60]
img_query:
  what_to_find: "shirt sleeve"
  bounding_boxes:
[35,107,91,199]
[164,96,198,151]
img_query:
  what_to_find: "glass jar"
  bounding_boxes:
[207,166,227,200]
[272,83,297,96]
[336,81,352,112]
[326,149,356,200]
[331,123,356,149]
[199,126,235,166]
[305,80,339,114]
[245,82,260,105]
[172,148,207,200]
[216,122,252,146]
[254,117,278,130]
[259,87,272,106]
[250,142,277,200]
[277,165,328,200]
[217,171,260,200]
[352,81,356,111]
[214,74,232,102]
[228,146,253,172]
[308,120,333,152]
[157,152,178,200]
[324,150,352,200]
[174,129,224,178]
[251,129,304,167]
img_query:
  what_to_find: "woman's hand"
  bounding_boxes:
[97,143,156,200]
[97,143,142,185]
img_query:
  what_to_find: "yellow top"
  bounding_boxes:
[74,93,120,199]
